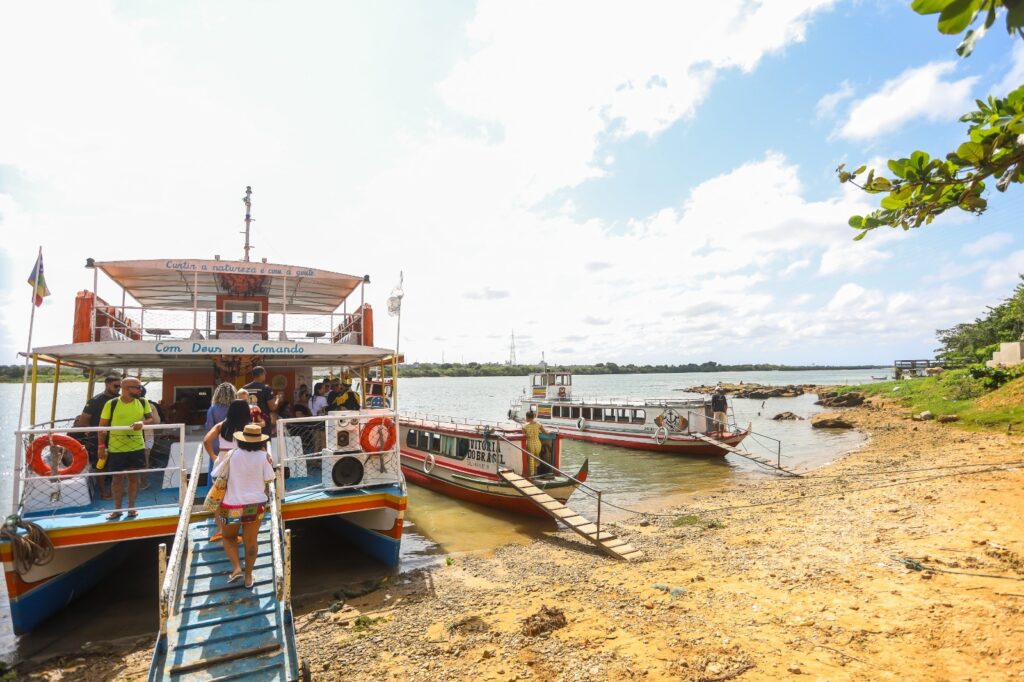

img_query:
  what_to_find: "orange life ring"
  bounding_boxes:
[28,434,88,477]
[558,386,566,397]
[360,417,396,452]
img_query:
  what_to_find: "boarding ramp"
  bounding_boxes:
[150,445,302,681]
[688,408,802,478]
[493,433,642,561]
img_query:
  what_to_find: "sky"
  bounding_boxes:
[1,0,1023,367]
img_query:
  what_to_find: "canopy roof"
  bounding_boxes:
[95,259,366,314]
[32,340,395,370]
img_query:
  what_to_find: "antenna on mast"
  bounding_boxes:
[241,185,254,261]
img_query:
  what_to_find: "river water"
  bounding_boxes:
[0,369,874,660]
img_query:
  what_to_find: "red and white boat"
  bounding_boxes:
[398,414,588,517]
[508,370,750,455]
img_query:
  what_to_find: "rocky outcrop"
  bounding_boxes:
[772,412,804,421]
[937,414,960,423]
[811,413,854,429]
[912,411,935,422]
[682,383,810,399]
[815,391,865,407]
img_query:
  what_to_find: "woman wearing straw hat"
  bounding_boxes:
[211,423,276,588]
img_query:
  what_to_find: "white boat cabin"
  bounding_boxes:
[530,371,574,401]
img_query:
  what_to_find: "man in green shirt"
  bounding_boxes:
[98,377,154,520]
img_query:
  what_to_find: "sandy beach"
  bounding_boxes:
[17,393,1024,681]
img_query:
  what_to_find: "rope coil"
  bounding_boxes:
[1,515,55,575]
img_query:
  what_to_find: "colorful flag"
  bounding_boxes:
[387,272,404,317]
[27,252,51,307]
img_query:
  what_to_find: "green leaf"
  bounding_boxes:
[853,230,868,241]
[887,159,908,177]
[881,194,907,210]
[912,0,954,15]
[853,165,867,175]
[956,27,985,56]
[956,140,986,163]
[1007,0,1024,33]
[848,215,864,228]
[911,150,931,168]
[871,177,893,191]
[938,0,982,34]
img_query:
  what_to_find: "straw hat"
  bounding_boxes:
[235,423,270,443]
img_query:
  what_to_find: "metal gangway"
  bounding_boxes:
[149,444,302,681]
[689,408,803,478]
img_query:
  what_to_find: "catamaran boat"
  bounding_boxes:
[6,235,407,637]
[397,413,588,516]
[508,370,750,455]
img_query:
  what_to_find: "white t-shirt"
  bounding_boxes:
[309,395,327,416]
[212,448,275,506]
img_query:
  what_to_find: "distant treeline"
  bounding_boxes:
[0,365,90,383]
[395,362,883,378]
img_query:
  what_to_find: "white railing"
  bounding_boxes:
[13,423,189,519]
[274,410,402,496]
[267,468,287,604]
[92,305,366,344]
[400,411,518,431]
[157,440,205,636]
[512,395,708,408]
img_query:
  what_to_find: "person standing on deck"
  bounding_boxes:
[97,377,154,520]
[711,387,729,434]
[328,375,360,411]
[204,383,237,437]
[243,367,278,435]
[76,373,121,499]
[521,410,548,476]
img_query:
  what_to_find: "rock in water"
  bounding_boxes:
[772,412,804,421]
[811,413,854,429]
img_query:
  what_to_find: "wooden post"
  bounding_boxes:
[29,354,38,426]
[49,361,61,424]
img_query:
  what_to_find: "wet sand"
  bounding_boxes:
[18,395,1024,680]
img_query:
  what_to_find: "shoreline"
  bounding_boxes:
[18,394,1024,680]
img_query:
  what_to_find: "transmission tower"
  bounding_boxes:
[508,330,517,365]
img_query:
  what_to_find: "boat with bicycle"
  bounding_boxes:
[397,413,588,516]
[508,369,751,455]
[5,191,406,652]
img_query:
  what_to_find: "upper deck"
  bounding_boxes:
[41,256,389,368]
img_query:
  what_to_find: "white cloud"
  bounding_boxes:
[983,250,1024,291]
[963,231,1013,256]
[815,80,854,119]
[994,41,1024,96]
[838,62,978,140]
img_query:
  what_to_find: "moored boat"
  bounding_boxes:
[508,370,750,455]
[397,413,588,517]
[5,194,407,635]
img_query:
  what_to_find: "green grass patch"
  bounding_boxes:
[834,373,1024,431]
[353,615,380,632]
[672,514,724,530]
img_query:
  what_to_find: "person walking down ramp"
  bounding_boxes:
[213,423,276,588]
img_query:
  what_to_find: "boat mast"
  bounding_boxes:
[241,185,254,262]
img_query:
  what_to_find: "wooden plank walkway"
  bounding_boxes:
[149,515,299,681]
[498,470,642,561]
[692,433,802,477]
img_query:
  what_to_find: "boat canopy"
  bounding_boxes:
[30,340,396,370]
[94,258,366,314]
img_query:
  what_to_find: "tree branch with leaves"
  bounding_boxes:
[838,0,1024,240]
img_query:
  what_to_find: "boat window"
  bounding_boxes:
[457,438,470,459]
[547,375,556,386]
[570,407,580,419]
[633,409,646,424]
[429,432,441,453]
[617,409,629,423]
[416,430,429,450]
[603,408,616,421]
[533,375,545,387]
[406,429,418,448]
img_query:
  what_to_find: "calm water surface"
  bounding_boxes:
[0,370,873,659]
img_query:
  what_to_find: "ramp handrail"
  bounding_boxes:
[267,465,287,604]
[157,440,206,636]
[684,408,785,468]
[491,431,607,538]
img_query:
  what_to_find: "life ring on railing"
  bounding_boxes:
[577,417,585,430]
[653,426,668,445]
[359,417,396,452]
[558,386,566,397]
[423,453,436,474]
[28,435,88,477]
